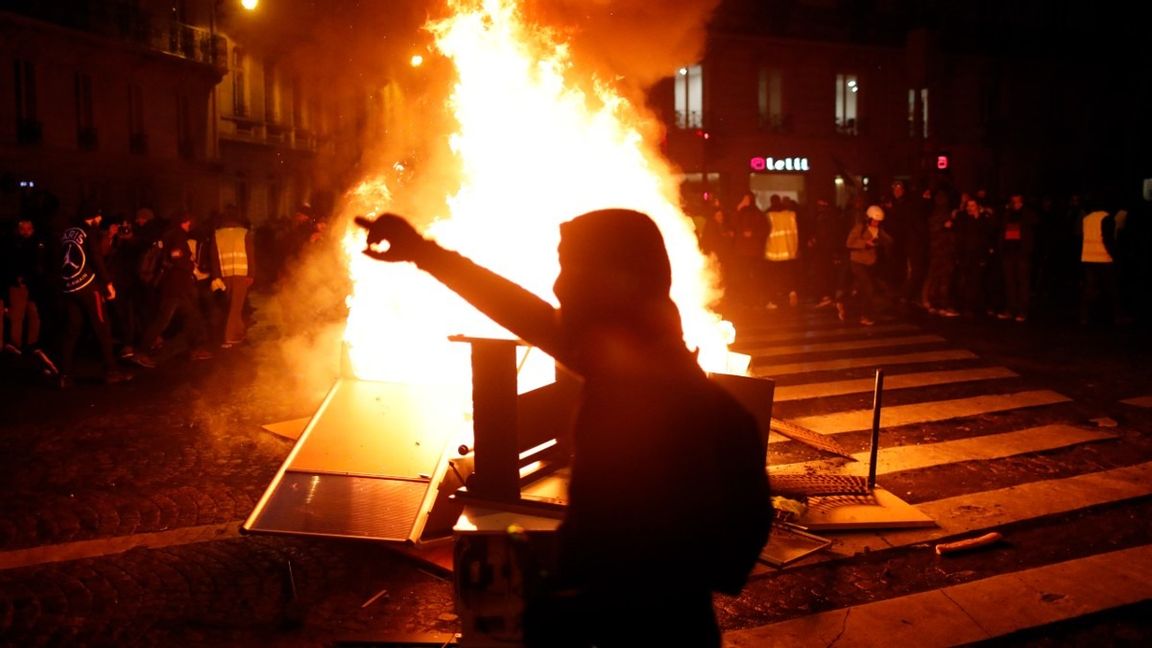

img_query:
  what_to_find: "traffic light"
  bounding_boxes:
[936,153,950,170]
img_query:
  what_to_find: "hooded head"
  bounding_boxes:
[553,209,682,352]
[76,204,103,226]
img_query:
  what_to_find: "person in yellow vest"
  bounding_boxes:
[1079,201,1120,326]
[211,205,255,347]
[764,194,802,308]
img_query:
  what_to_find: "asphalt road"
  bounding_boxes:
[1,294,1150,646]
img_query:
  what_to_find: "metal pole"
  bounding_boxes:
[867,368,884,491]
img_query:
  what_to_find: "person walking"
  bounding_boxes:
[764,194,802,308]
[1078,200,1121,326]
[997,193,1038,321]
[56,208,133,387]
[133,212,213,367]
[4,216,47,355]
[845,205,893,326]
[210,205,255,347]
[921,189,959,317]
[729,192,770,314]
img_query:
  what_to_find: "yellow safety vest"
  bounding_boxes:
[765,209,799,261]
[1080,211,1112,263]
[215,227,249,277]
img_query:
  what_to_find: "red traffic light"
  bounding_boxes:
[936,154,950,170]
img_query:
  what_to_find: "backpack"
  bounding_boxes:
[138,240,167,287]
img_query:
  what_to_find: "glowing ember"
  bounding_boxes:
[341,0,736,386]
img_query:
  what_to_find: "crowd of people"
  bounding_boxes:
[698,181,1152,329]
[1,200,327,388]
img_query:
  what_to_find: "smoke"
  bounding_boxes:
[523,0,722,90]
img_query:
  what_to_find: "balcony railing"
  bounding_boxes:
[3,0,225,71]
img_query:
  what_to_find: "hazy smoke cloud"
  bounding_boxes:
[525,0,722,89]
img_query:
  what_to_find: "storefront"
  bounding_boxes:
[748,155,812,210]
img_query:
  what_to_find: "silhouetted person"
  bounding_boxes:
[357,209,771,648]
[56,208,133,387]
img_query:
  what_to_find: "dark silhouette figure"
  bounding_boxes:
[357,209,771,647]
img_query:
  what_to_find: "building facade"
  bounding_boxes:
[0,0,368,231]
[653,0,1150,212]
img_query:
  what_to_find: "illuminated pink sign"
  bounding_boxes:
[750,156,810,172]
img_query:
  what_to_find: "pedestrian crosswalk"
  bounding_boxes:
[1120,395,1152,408]
[724,308,1145,646]
[750,349,978,377]
[773,366,1018,402]
[727,543,1152,647]
[783,390,1070,437]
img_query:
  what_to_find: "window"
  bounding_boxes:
[758,66,786,131]
[674,64,703,129]
[14,59,40,144]
[232,47,248,117]
[834,73,858,135]
[921,88,929,138]
[907,87,929,138]
[75,72,97,150]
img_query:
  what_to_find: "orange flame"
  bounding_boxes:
[342,0,738,386]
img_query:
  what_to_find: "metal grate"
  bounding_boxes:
[770,473,870,497]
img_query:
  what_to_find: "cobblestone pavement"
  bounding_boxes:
[2,297,1151,647]
[0,314,460,647]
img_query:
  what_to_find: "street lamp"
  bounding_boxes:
[241,0,258,10]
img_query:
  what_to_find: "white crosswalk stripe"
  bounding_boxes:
[728,308,1143,644]
[751,348,977,376]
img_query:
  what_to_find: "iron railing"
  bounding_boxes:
[2,0,225,71]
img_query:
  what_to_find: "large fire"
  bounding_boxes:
[340,0,737,387]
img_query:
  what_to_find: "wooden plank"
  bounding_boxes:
[774,367,1018,402]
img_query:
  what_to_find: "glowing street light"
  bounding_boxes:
[241,0,259,10]
[410,54,424,67]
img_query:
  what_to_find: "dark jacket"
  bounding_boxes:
[60,223,111,294]
[157,225,197,298]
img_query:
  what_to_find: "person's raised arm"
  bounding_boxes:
[356,214,565,359]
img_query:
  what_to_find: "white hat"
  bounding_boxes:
[866,205,885,221]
